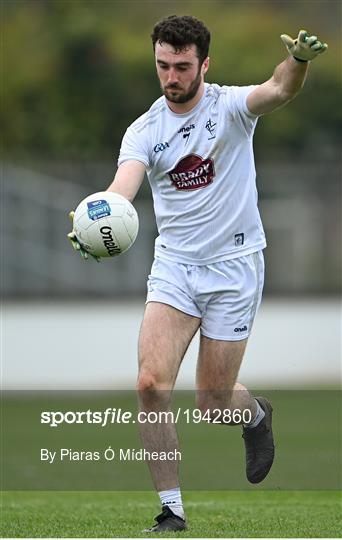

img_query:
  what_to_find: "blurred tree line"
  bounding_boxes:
[2,0,341,161]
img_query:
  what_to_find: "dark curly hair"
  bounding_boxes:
[151,15,210,65]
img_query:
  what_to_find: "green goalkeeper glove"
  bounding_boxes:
[67,211,100,262]
[281,29,328,61]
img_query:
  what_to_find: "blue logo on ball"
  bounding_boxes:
[87,200,111,221]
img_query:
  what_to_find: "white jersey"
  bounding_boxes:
[118,82,266,264]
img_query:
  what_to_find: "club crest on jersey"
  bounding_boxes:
[168,154,215,191]
[205,118,217,140]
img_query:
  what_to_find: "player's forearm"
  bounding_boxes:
[106,160,146,202]
[247,30,327,116]
[106,178,139,202]
[247,56,309,115]
[272,56,309,102]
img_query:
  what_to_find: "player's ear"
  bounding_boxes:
[202,56,209,76]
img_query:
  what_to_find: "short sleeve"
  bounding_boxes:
[225,85,259,138]
[117,124,150,168]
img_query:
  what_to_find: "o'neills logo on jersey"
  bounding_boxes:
[168,154,215,191]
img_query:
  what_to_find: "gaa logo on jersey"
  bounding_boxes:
[168,154,215,191]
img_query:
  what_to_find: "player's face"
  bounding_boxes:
[155,42,208,104]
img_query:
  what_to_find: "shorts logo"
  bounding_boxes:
[234,325,247,333]
[87,200,111,221]
[235,233,245,246]
[168,154,215,191]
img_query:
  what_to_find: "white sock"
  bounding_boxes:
[244,399,265,428]
[158,487,185,520]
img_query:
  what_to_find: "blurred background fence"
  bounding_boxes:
[2,159,341,297]
[2,0,341,298]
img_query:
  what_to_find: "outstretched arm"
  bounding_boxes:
[247,29,328,116]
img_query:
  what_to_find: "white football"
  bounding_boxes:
[73,191,139,258]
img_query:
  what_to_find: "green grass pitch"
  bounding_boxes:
[1,490,341,537]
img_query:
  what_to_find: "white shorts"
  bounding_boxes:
[146,251,265,341]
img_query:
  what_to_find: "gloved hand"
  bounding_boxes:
[281,29,328,61]
[67,211,100,262]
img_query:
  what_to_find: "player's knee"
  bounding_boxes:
[136,371,172,411]
[136,371,158,393]
[233,382,246,392]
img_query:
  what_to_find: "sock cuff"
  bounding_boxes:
[244,398,265,428]
[159,487,184,519]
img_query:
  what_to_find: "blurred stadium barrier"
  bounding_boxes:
[3,299,340,389]
[2,160,340,296]
[3,162,156,296]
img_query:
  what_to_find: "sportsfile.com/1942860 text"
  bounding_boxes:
[40,407,252,427]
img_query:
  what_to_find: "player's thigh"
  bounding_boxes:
[196,334,247,395]
[138,301,200,390]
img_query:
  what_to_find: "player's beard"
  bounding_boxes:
[162,67,202,104]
